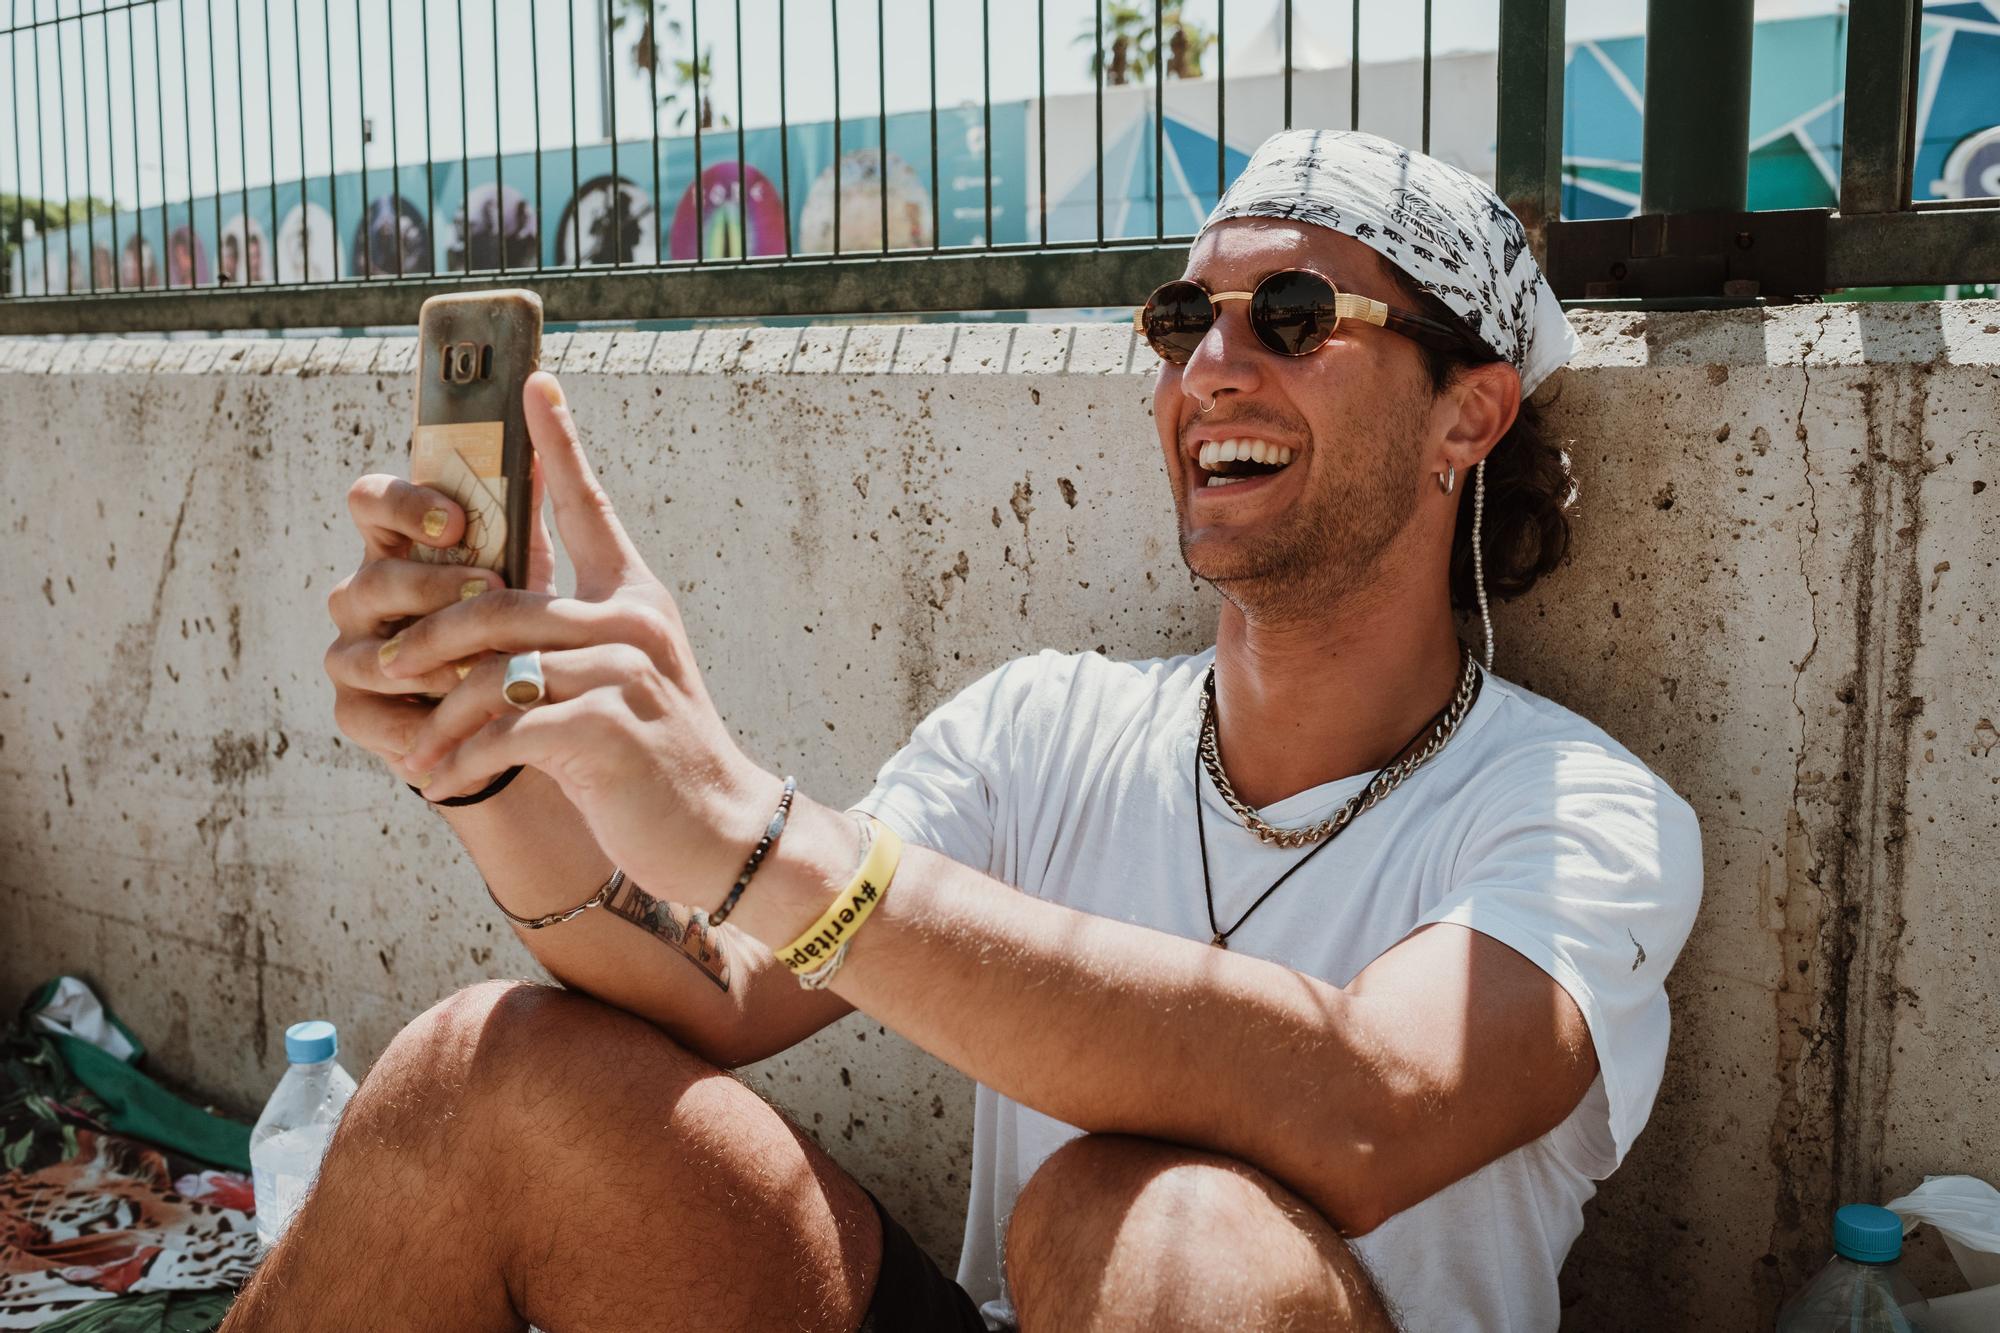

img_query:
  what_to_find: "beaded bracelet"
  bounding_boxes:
[706,776,797,927]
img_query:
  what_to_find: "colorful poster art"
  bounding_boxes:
[69,243,115,293]
[120,234,161,288]
[167,224,210,287]
[1941,124,2000,201]
[797,148,933,253]
[353,194,433,277]
[219,213,270,284]
[668,162,788,260]
[448,183,539,272]
[278,202,339,282]
[554,175,656,266]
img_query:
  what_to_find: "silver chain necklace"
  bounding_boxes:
[1195,647,1484,948]
[1198,647,1483,850]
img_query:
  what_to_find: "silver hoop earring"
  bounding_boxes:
[1437,463,1456,496]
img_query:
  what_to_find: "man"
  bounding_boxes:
[239,130,1700,1331]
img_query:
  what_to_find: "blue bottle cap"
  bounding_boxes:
[284,1020,339,1065]
[1833,1204,1904,1263]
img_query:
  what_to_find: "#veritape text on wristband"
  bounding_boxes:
[781,816,902,987]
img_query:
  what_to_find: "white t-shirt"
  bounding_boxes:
[853,647,1702,1332]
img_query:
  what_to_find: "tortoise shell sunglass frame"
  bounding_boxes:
[1134,268,1484,366]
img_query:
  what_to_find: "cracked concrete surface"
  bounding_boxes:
[2,304,1998,1329]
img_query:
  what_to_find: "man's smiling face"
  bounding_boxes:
[1154,218,1440,621]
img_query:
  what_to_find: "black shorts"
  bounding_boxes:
[857,1190,989,1333]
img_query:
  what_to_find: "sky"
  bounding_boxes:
[1,0,1849,213]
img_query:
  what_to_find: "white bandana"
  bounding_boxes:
[1200,129,1578,397]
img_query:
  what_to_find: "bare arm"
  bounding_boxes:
[323,472,850,1069]
[724,799,1599,1234]
[427,765,852,1067]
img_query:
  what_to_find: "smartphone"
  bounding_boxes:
[409,289,543,591]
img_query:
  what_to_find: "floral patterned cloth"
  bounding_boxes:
[1,995,257,1331]
[1200,129,1580,396]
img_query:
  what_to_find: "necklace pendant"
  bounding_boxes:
[1210,933,1228,949]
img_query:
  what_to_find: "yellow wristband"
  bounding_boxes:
[780,817,901,974]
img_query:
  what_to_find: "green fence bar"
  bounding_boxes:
[1640,0,1753,215]
[1495,0,1565,266]
[1840,0,1921,216]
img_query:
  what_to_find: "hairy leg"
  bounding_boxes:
[220,980,881,1333]
[1004,1134,1398,1333]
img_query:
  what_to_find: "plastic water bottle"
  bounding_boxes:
[1776,1203,1933,1331]
[249,1020,358,1249]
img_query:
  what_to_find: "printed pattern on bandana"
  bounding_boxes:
[1201,129,1578,397]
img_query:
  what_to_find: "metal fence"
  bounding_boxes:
[1499,0,2000,303]
[0,0,1995,335]
[5,0,1445,332]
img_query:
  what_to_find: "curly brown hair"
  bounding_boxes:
[1397,280,1577,612]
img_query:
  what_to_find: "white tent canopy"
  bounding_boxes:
[1223,7,1346,76]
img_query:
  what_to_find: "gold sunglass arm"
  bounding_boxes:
[1336,293,1390,327]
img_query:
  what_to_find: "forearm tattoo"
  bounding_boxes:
[605,876,732,992]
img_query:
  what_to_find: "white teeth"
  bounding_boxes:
[1205,475,1250,487]
[1194,439,1299,473]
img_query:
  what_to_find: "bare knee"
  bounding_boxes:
[334,980,713,1176]
[1005,1134,1395,1333]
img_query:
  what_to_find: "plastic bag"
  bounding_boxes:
[1884,1175,2000,1289]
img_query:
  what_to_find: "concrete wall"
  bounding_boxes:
[2,304,1997,1329]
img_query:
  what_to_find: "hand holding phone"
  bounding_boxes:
[409,289,543,590]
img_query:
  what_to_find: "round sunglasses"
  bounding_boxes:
[1134,268,1480,365]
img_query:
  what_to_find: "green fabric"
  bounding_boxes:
[22,979,251,1173]
[35,1290,235,1333]
[48,1035,252,1174]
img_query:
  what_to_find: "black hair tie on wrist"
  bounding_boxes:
[409,765,524,807]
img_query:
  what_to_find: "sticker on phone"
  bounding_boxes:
[411,421,508,570]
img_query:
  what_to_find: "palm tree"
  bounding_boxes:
[1076,3,1152,85]
[1162,5,1217,78]
[612,0,731,130]
[1074,3,1216,85]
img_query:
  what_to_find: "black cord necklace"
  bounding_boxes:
[1195,656,1484,949]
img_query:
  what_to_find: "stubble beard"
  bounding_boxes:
[1176,395,1430,627]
